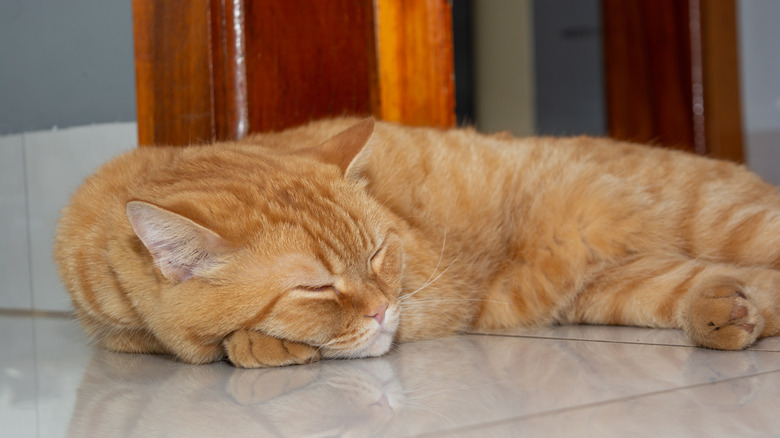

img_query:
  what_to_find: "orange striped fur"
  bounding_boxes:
[55,118,780,367]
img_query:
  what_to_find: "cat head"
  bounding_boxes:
[125,119,404,363]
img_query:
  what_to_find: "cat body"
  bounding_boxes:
[55,118,780,367]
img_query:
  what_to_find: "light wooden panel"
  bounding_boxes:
[700,0,744,162]
[133,0,214,146]
[374,0,456,127]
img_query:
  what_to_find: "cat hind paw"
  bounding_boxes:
[681,277,764,350]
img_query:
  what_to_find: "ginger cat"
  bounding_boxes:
[54,118,780,367]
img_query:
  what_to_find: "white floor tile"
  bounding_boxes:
[382,335,780,435]
[475,324,780,352]
[0,134,32,309]
[0,316,37,438]
[1,315,91,438]
[7,313,780,438]
[462,369,780,438]
[33,318,93,438]
[6,314,780,438]
[23,123,136,311]
[472,324,694,347]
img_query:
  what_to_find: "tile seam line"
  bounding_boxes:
[463,331,780,352]
[21,132,34,311]
[19,135,43,438]
[411,368,780,438]
[463,330,699,348]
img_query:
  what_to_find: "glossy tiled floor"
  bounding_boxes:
[4,314,780,437]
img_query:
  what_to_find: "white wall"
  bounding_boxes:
[0,124,136,311]
[0,0,137,312]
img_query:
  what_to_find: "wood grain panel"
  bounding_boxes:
[602,0,744,161]
[375,0,456,127]
[700,0,744,162]
[210,0,250,142]
[243,0,378,132]
[133,0,213,146]
[133,0,456,145]
[602,0,695,152]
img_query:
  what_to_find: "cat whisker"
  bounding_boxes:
[399,227,454,303]
[313,337,347,357]
[399,257,458,302]
[385,214,426,229]
[377,186,406,210]
[400,384,447,401]
[315,326,379,359]
[403,298,505,304]
[402,401,455,426]
[370,164,403,196]
[312,344,329,360]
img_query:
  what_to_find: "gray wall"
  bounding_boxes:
[738,0,780,186]
[533,0,605,136]
[473,0,536,136]
[472,0,605,137]
[0,0,136,135]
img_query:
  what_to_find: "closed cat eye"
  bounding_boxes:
[370,246,386,272]
[300,285,340,295]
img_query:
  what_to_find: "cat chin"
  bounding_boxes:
[322,329,396,360]
[323,308,400,359]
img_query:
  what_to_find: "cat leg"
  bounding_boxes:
[73,308,168,354]
[223,330,322,368]
[97,328,168,354]
[681,194,780,269]
[560,252,780,350]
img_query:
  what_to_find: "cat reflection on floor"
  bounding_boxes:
[67,349,403,437]
[65,334,773,437]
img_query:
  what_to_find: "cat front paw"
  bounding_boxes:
[223,330,322,368]
[681,277,765,350]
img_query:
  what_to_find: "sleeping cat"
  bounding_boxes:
[54,117,780,367]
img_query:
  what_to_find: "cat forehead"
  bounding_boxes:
[240,248,366,291]
[228,251,331,293]
[259,184,385,246]
[242,211,400,284]
[265,168,359,204]
[275,226,376,271]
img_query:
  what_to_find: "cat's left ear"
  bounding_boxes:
[310,118,374,180]
[126,201,230,283]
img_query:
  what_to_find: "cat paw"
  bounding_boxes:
[681,277,765,350]
[223,330,322,368]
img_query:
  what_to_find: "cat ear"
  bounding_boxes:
[310,118,375,180]
[126,201,228,283]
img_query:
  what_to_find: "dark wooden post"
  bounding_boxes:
[132,0,455,146]
[602,0,744,161]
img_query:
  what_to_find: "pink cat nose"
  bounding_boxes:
[366,303,388,325]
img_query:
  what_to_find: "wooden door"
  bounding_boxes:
[602,0,744,161]
[132,0,455,146]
